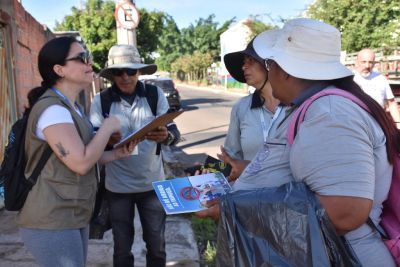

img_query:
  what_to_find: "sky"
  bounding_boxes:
[21,0,313,30]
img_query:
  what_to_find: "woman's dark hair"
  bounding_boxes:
[26,36,78,110]
[332,76,400,164]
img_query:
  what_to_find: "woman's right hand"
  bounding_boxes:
[217,145,250,182]
[102,115,121,134]
[195,199,220,221]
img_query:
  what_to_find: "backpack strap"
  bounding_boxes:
[287,88,370,145]
[26,146,52,186]
[100,87,117,118]
[144,83,158,116]
[144,83,161,154]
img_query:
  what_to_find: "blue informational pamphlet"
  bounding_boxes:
[152,172,232,214]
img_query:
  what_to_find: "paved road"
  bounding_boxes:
[175,84,242,160]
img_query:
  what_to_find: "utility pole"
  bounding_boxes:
[114,0,140,46]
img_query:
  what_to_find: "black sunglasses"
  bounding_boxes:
[111,68,138,76]
[65,51,92,65]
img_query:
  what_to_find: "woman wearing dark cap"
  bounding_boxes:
[219,29,286,181]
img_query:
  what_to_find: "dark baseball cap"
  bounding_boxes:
[223,38,264,83]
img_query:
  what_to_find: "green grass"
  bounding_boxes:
[191,216,218,267]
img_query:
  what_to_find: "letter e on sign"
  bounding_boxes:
[115,2,140,29]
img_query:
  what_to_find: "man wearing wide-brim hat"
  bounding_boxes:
[90,44,179,267]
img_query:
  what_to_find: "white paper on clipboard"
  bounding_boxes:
[113,110,184,149]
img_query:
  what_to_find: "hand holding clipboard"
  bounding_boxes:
[113,110,184,148]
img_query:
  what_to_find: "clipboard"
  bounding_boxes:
[113,110,184,148]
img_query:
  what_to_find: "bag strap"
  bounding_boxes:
[100,88,114,118]
[287,88,384,241]
[144,83,162,155]
[144,83,158,117]
[287,88,370,145]
[367,217,388,239]
[26,145,52,186]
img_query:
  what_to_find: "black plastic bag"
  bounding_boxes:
[89,166,111,239]
[217,182,362,267]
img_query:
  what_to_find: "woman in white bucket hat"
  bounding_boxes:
[253,18,399,266]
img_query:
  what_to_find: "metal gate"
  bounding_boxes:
[0,24,17,163]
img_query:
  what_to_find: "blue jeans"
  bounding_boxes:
[20,227,89,267]
[107,189,166,267]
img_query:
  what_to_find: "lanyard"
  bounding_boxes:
[51,87,82,115]
[51,87,95,133]
[259,106,283,143]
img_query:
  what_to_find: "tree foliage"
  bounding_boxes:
[181,15,233,61]
[136,8,166,63]
[155,14,183,72]
[171,51,213,82]
[55,0,116,71]
[54,2,274,82]
[305,0,400,52]
[55,0,167,70]
[245,17,276,41]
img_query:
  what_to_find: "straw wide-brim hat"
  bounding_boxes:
[99,44,157,81]
[224,29,280,83]
[253,18,353,80]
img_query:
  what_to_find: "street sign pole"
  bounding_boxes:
[115,0,139,46]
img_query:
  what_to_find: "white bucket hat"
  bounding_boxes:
[253,18,353,80]
[99,44,157,80]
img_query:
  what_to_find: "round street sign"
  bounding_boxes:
[115,2,140,29]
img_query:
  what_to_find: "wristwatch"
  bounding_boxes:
[164,131,175,146]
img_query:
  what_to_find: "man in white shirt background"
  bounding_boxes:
[353,48,400,128]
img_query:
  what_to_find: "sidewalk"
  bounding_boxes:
[0,209,199,267]
[175,82,248,97]
[0,149,200,267]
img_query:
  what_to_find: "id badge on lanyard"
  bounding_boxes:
[245,106,283,175]
[260,106,282,152]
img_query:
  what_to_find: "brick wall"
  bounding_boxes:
[12,0,54,114]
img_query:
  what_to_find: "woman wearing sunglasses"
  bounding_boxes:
[17,36,137,267]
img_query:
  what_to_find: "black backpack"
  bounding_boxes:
[0,110,52,211]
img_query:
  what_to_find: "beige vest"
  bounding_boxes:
[17,90,98,229]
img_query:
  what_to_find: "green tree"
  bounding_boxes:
[155,14,182,72]
[305,0,400,52]
[55,1,115,70]
[245,17,276,41]
[55,0,167,70]
[181,15,234,61]
[55,0,116,71]
[136,8,166,63]
[171,51,213,82]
